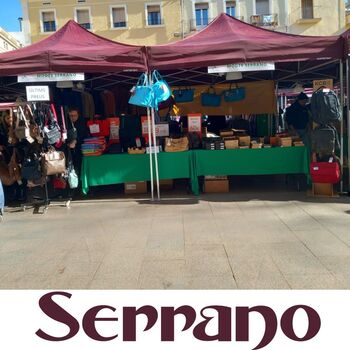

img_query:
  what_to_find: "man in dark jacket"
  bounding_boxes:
[285,92,311,146]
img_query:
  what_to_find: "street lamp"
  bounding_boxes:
[18,17,23,32]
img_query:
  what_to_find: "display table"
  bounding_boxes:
[190,147,310,193]
[81,152,193,194]
[81,147,309,195]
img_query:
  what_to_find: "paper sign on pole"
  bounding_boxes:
[26,86,50,102]
[208,62,275,74]
[18,73,85,83]
[188,114,202,136]
[313,79,333,92]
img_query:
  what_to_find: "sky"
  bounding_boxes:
[0,0,23,32]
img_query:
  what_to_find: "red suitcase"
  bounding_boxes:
[310,162,340,184]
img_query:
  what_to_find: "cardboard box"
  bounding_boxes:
[204,179,229,193]
[154,179,174,190]
[124,181,148,194]
[224,139,239,149]
[312,183,335,197]
[278,137,292,147]
[220,130,234,137]
[239,136,251,146]
[251,142,263,149]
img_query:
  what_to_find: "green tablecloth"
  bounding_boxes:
[81,147,309,195]
[81,152,193,194]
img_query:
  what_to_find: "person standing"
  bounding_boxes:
[285,92,311,146]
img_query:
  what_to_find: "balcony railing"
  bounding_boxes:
[190,16,244,31]
[250,14,278,27]
[145,18,165,26]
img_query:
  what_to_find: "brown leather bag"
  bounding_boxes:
[0,154,15,186]
[8,149,21,183]
[42,148,66,175]
[164,137,189,152]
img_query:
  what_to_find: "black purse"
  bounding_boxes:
[44,107,61,145]
[21,157,42,180]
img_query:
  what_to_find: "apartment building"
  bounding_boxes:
[21,0,183,45]
[21,0,347,46]
[0,28,21,53]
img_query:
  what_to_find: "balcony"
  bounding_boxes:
[250,14,278,27]
[190,16,244,31]
[145,18,165,27]
[346,10,350,27]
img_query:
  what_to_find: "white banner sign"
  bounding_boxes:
[142,123,169,137]
[18,73,85,83]
[208,62,275,73]
[26,86,50,101]
[1,290,350,349]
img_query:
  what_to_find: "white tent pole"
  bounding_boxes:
[147,105,154,201]
[340,59,344,193]
[148,72,161,200]
[347,57,350,194]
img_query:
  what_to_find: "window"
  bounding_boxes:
[146,4,162,26]
[195,3,209,27]
[41,11,56,32]
[226,1,236,17]
[255,0,269,14]
[76,8,91,29]
[111,7,127,28]
[301,0,314,19]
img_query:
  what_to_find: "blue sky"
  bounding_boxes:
[0,0,23,32]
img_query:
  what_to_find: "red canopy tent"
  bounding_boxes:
[148,13,345,70]
[0,20,148,76]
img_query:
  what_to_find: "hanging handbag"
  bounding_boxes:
[67,149,79,189]
[310,162,340,184]
[152,70,171,110]
[223,83,246,102]
[173,87,195,103]
[0,156,15,186]
[42,148,66,176]
[201,87,221,107]
[53,176,67,190]
[44,106,61,145]
[129,73,154,108]
[164,137,189,152]
[21,157,42,181]
[15,106,34,143]
[8,149,21,184]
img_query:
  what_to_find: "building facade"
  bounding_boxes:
[21,0,347,46]
[0,28,21,53]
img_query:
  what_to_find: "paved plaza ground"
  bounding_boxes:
[1,184,350,289]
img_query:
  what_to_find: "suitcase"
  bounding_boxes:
[310,162,340,184]
[0,179,4,220]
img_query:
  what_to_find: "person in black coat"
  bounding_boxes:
[67,107,89,177]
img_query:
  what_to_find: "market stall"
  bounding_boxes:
[0,14,349,203]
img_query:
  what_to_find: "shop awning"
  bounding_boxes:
[148,13,345,70]
[0,20,148,76]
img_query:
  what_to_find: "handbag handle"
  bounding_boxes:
[60,106,67,132]
[152,70,163,83]
[136,73,148,87]
[18,106,29,128]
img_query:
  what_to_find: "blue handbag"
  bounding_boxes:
[223,83,246,102]
[129,73,154,108]
[152,70,171,110]
[173,87,195,103]
[201,87,221,107]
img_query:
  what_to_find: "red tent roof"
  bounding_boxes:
[148,13,344,70]
[0,20,148,76]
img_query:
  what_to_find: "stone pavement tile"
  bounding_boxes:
[88,276,139,289]
[46,274,93,289]
[138,259,187,289]
[224,242,269,260]
[186,257,232,278]
[301,239,350,257]
[93,248,144,280]
[187,276,237,289]
[228,255,290,289]
[317,256,350,275]
[283,273,346,289]
[0,273,51,289]
[271,254,328,275]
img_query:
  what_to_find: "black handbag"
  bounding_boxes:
[44,108,61,145]
[21,157,42,181]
